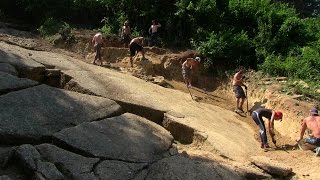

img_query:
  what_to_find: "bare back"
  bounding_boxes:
[130,37,143,45]
[304,116,320,138]
[92,33,103,46]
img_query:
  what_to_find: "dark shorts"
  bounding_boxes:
[305,137,320,146]
[94,43,102,60]
[233,85,246,98]
[129,42,143,57]
[123,34,131,44]
[182,67,192,80]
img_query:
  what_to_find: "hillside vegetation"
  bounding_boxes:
[1,0,320,84]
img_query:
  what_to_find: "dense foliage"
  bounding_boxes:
[1,0,320,82]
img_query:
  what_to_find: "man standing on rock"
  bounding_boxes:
[297,108,320,156]
[232,67,247,113]
[251,108,283,149]
[129,37,145,67]
[92,32,104,66]
[121,20,131,48]
[148,20,161,46]
[182,57,200,87]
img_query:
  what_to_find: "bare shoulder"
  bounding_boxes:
[233,72,240,78]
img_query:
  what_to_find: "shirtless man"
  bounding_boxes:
[148,20,161,46]
[251,108,283,149]
[297,108,320,156]
[232,67,247,113]
[121,21,131,48]
[129,37,145,67]
[92,32,104,65]
[182,57,200,87]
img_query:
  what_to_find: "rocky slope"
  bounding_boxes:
[0,25,318,179]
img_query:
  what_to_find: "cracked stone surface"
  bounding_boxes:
[36,144,99,179]
[94,160,147,180]
[0,84,123,144]
[0,71,38,94]
[53,113,174,162]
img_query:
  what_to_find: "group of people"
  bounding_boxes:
[91,20,161,67]
[183,64,320,155]
[92,20,320,156]
[231,68,320,155]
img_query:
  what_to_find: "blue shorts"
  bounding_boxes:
[305,137,320,146]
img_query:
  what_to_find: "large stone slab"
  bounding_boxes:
[94,160,147,180]
[0,71,38,94]
[62,70,171,112]
[36,144,99,179]
[0,84,123,144]
[141,155,242,180]
[0,41,46,81]
[53,113,173,163]
[0,63,18,76]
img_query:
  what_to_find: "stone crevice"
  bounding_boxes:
[0,83,40,96]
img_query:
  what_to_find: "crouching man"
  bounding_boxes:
[297,107,320,156]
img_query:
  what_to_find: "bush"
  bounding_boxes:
[38,17,70,37]
[259,54,286,76]
[196,30,254,70]
[282,80,320,101]
[99,24,113,36]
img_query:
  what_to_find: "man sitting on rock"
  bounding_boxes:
[297,107,320,156]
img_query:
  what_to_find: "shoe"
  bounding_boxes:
[235,109,244,113]
[315,147,320,156]
[264,144,270,148]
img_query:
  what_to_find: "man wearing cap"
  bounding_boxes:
[251,108,283,149]
[182,57,200,87]
[297,107,320,156]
